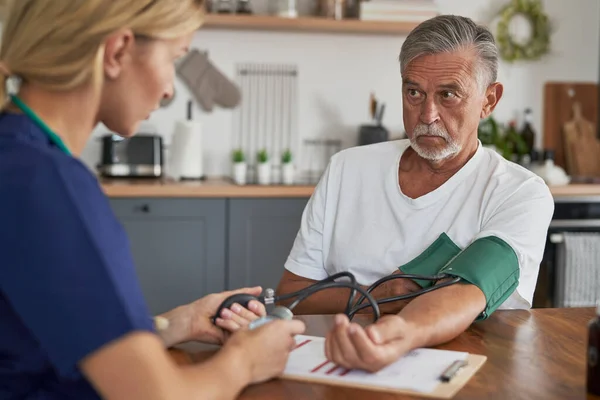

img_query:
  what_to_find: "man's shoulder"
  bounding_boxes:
[479,147,553,206]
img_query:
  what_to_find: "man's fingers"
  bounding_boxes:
[230,302,261,322]
[327,314,353,368]
[215,317,241,333]
[329,331,350,368]
[366,315,408,344]
[220,305,252,327]
[325,330,333,360]
[248,300,267,317]
[349,323,388,371]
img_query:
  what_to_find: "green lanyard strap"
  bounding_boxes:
[9,94,71,155]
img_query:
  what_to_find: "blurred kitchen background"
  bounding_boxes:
[65,0,600,314]
[82,0,600,183]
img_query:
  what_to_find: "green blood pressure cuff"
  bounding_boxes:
[439,236,519,320]
[399,233,461,288]
[400,234,520,320]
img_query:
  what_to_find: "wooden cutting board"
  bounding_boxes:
[543,82,598,172]
[563,102,600,177]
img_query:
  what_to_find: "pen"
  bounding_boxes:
[439,359,468,382]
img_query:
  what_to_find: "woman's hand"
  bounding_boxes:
[222,319,306,384]
[190,287,267,344]
[157,287,267,347]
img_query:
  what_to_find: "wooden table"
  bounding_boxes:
[171,308,599,399]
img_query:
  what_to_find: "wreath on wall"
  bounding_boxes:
[496,0,552,62]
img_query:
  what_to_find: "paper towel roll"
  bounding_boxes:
[169,120,203,180]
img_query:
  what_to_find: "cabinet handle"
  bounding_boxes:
[135,204,151,213]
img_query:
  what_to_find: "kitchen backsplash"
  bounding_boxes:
[80,0,600,179]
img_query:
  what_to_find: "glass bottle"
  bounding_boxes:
[588,304,600,395]
[520,108,536,157]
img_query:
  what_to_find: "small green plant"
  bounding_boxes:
[477,116,500,146]
[281,149,292,164]
[232,149,245,163]
[257,149,269,163]
[478,116,528,161]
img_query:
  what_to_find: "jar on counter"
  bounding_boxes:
[274,0,298,18]
[319,0,346,20]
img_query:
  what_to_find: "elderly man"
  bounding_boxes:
[276,15,554,371]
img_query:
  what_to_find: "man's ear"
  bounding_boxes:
[103,29,135,80]
[480,82,504,119]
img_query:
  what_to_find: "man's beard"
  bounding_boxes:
[409,123,461,161]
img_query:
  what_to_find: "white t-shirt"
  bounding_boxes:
[284,139,555,309]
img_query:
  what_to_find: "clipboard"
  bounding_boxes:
[281,335,487,399]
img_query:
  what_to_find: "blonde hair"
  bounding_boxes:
[0,0,205,109]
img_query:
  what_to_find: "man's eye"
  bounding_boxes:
[408,89,420,97]
[442,91,456,99]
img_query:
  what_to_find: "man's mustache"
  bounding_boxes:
[413,124,449,140]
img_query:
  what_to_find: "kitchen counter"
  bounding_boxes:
[548,184,600,199]
[100,178,600,199]
[100,178,315,198]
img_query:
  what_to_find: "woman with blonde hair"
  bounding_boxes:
[0,1,305,399]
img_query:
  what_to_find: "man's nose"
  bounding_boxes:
[420,98,440,125]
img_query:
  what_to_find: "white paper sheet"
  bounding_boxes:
[284,335,468,393]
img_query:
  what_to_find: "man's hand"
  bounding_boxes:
[157,287,267,347]
[324,314,419,372]
[361,269,421,314]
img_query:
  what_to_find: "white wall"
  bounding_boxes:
[81,0,600,178]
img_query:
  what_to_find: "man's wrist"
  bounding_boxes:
[394,313,431,349]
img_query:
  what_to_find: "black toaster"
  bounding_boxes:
[98,134,164,178]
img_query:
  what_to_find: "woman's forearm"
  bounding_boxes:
[156,305,193,348]
[180,345,250,400]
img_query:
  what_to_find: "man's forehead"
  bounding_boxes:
[402,50,478,87]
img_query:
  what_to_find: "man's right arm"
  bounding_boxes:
[276,270,359,314]
[276,269,422,315]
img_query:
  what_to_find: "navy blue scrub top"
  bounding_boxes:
[0,112,155,399]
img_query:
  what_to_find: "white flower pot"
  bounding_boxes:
[257,162,271,185]
[281,163,295,185]
[232,162,247,185]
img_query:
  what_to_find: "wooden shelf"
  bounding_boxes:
[202,14,422,35]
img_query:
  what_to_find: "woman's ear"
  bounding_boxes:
[103,29,135,80]
[480,82,504,119]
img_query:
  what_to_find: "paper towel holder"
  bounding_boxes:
[168,99,206,181]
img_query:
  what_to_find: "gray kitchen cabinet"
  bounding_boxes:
[110,198,226,315]
[227,198,309,291]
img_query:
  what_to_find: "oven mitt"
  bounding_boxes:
[176,49,241,112]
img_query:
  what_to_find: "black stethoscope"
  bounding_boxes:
[9,94,72,155]
[214,271,461,329]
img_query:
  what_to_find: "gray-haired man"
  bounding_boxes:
[270,15,555,372]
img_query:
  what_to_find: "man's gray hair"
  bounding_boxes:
[399,15,498,91]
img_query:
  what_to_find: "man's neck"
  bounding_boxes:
[398,138,479,199]
[10,85,98,156]
[402,138,479,177]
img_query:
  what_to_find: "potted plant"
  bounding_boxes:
[232,148,247,185]
[281,149,295,185]
[256,149,271,185]
[478,116,500,153]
